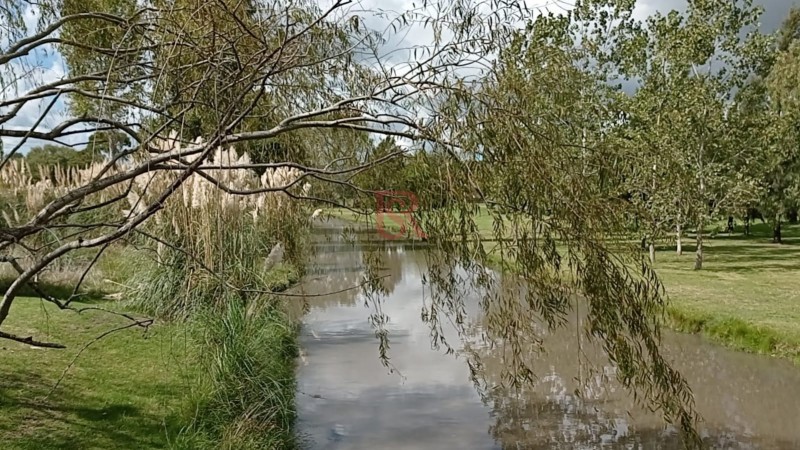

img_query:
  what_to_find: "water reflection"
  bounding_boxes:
[294,224,800,449]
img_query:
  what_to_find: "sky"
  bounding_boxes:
[2,0,799,155]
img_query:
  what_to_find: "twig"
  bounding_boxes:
[66,243,111,306]
[46,318,153,398]
[297,390,326,399]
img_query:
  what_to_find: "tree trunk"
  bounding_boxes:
[773,213,782,244]
[676,222,683,256]
[695,145,706,270]
[694,221,704,270]
[650,162,656,265]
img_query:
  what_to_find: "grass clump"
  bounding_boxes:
[174,299,298,449]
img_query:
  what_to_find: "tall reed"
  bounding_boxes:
[118,136,310,449]
[2,135,312,448]
[171,298,298,449]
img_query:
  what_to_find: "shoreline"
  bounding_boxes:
[328,210,800,366]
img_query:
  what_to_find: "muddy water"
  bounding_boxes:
[294,225,800,449]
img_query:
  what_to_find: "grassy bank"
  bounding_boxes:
[172,264,301,449]
[656,223,800,364]
[329,207,800,364]
[0,261,302,449]
[0,297,192,449]
[172,300,299,449]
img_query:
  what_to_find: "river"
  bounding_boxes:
[292,223,800,449]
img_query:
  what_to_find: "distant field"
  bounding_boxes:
[656,223,800,363]
[326,204,503,239]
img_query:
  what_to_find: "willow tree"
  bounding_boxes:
[415,9,700,443]
[0,0,705,445]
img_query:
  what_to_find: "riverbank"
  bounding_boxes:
[328,208,800,364]
[656,226,800,364]
[0,262,301,449]
[174,296,299,449]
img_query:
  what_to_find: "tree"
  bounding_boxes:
[26,145,78,171]
[352,136,407,206]
[86,131,131,159]
[402,150,453,209]
[614,86,696,262]
[25,144,100,180]
[761,7,800,242]
[613,0,772,269]
[777,7,800,53]
[0,1,713,442]
[421,10,700,439]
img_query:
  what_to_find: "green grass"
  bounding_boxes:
[0,257,303,449]
[331,206,800,363]
[656,222,800,363]
[0,297,193,449]
[174,299,298,449]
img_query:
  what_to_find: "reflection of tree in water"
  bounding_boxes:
[300,231,408,310]
[374,243,405,295]
[358,240,421,375]
[453,277,656,449]
[299,226,366,309]
[420,263,654,448]
[470,343,665,449]
[426,266,771,450]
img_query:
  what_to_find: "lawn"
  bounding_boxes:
[655,222,800,362]
[0,297,194,449]
[328,206,800,363]
[0,250,303,450]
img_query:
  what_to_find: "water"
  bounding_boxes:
[293,224,800,449]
